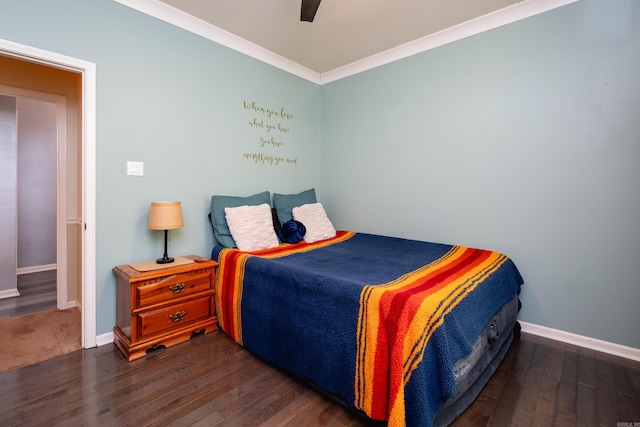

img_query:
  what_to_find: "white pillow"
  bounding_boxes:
[224,203,279,252]
[292,202,336,243]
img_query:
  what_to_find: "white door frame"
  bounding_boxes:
[0,38,97,348]
[0,85,68,310]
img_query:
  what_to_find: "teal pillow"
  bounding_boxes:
[211,191,271,248]
[273,188,317,225]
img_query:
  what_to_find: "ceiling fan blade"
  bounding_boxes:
[301,0,321,22]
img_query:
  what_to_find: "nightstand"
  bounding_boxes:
[112,255,218,361]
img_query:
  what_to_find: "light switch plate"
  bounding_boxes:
[127,161,144,176]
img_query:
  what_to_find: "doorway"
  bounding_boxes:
[0,38,97,348]
[0,89,69,312]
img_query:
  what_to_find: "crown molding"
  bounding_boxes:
[321,0,578,83]
[114,0,577,85]
[113,0,322,84]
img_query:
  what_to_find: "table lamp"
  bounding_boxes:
[148,201,184,264]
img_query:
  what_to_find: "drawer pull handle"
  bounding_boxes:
[169,283,186,294]
[169,310,187,322]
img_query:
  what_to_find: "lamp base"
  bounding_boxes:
[156,229,175,264]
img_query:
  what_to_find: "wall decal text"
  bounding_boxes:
[242,100,298,166]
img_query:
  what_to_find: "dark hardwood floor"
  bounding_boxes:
[450,333,640,426]
[0,270,56,319]
[0,329,638,426]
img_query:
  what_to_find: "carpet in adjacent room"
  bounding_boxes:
[0,307,82,374]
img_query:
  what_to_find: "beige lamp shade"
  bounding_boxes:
[148,201,184,230]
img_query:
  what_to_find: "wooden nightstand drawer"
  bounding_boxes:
[137,296,213,339]
[136,270,211,307]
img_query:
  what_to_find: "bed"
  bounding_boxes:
[209,190,523,427]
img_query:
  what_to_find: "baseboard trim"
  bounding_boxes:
[16,264,57,275]
[96,331,115,347]
[520,321,640,362]
[0,289,20,299]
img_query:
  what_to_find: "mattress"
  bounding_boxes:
[434,294,519,425]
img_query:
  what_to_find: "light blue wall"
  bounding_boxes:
[0,0,321,335]
[321,0,640,348]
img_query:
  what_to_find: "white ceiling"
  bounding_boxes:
[117,0,576,83]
